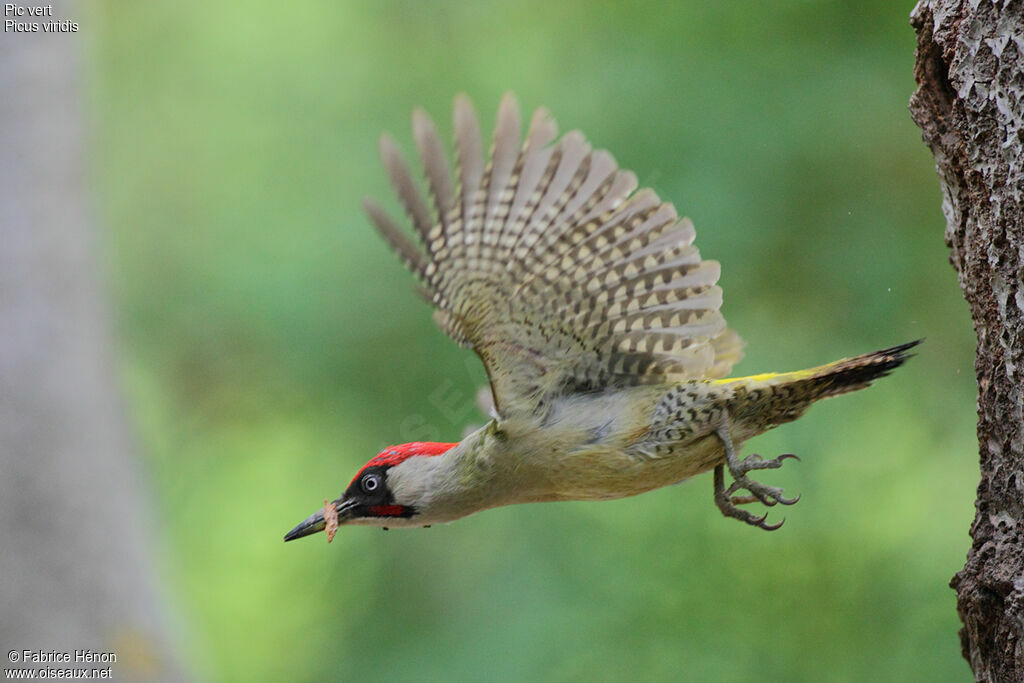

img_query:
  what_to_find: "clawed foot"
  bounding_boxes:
[728,453,801,507]
[713,425,800,531]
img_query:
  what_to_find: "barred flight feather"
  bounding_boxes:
[365,93,744,418]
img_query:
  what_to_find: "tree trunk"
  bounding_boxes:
[0,3,187,679]
[909,1,1024,679]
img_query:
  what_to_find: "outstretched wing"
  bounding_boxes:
[364,93,743,420]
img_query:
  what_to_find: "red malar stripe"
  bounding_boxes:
[368,504,407,517]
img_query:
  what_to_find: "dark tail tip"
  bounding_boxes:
[867,339,923,370]
[857,338,921,369]
[881,338,924,353]
[816,339,922,396]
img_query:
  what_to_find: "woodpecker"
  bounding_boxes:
[284,93,917,541]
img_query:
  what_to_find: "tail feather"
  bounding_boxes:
[806,339,921,400]
[722,340,921,433]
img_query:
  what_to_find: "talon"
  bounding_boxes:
[712,425,801,531]
[733,452,794,474]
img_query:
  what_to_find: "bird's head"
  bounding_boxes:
[283,441,457,541]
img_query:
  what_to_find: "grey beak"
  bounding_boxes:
[283,498,355,542]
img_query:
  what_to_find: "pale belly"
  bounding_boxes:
[526,433,730,502]
[491,386,737,503]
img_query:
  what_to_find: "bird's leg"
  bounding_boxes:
[713,421,800,531]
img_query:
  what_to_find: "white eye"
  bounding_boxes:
[361,473,381,494]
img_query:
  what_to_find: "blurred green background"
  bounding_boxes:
[87,1,975,680]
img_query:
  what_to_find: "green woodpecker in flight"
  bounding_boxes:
[285,93,916,541]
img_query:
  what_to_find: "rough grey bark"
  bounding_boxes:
[0,4,187,679]
[909,1,1024,679]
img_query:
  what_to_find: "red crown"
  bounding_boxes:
[350,442,457,485]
